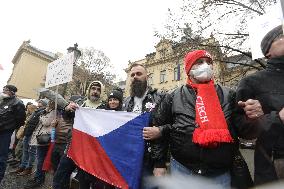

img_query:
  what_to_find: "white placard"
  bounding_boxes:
[248,2,283,60]
[45,52,75,88]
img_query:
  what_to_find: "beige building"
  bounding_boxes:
[221,54,264,88]
[124,38,226,96]
[8,40,58,99]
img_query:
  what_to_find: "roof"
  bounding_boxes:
[31,45,57,59]
[12,40,57,64]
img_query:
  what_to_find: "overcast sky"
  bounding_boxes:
[0,0,183,89]
[0,1,281,92]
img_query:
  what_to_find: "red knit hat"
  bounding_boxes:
[184,50,212,74]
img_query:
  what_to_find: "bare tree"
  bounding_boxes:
[60,47,115,97]
[155,0,277,69]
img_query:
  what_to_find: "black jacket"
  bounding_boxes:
[24,107,46,136]
[122,87,164,113]
[122,87,165,167]
[152,84,252,175]
[236,63,284,184]
[0,96,26,133]
[236,65,284,136]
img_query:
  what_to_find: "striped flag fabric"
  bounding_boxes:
[68,108,150,189]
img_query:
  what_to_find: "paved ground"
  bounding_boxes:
[0,165,53,189]
[0,149,255,189]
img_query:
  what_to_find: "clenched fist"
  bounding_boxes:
[238,99,264,119]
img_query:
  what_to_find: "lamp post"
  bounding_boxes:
[62,43,82,97]
[67,43,82,64]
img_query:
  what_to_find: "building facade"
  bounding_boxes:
[222,53,264,88]
[8,40,58,99]
[124,38,226,96]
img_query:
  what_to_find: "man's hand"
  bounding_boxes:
[279,108,284,124]
[143,126,161,140]
[153,168,167,177]
[238,99,264,119]
[65,102,79,112]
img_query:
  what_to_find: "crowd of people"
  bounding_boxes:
[0,25,283,189]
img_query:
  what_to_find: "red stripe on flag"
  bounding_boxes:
[67,129,128,189]
[42,142,55,171]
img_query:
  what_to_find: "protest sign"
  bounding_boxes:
[45,52,74,88]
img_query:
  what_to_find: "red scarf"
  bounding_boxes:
[187,79,233,147]
[184,50,233,147]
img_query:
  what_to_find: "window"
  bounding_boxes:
[148,73,153,85]
[174,64,180,81]
[159,49,167,58]
[160,70,166,83]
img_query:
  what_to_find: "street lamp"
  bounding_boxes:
[67,43,82,64]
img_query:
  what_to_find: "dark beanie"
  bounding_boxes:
[4,85,17,93]
[91,82,101,88]
[38,99,49,106]
[108,88,123,102]
[261,25,283,56]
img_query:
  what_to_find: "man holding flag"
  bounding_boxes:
[122,63,166,188]
[66,63,165,189]
[52,80,105,189]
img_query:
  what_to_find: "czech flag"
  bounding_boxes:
[67,108,150,189]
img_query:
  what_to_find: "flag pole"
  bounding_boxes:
[54,85,59,118]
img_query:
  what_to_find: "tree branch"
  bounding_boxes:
[218,60,262,70]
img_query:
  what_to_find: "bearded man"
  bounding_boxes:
[122,63,165,189]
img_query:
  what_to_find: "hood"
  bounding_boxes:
[83,80,105,108]
[86,80,105,100]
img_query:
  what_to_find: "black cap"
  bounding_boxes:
[4,85,17,93]
[261,25,283,56]
[108,88,123,102]
[38,99,49,106]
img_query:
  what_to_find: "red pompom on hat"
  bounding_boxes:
[184,50,212,74]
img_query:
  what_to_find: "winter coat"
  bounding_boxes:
[54,111,74,144]
[152,84,253,175]
[0,96,26,133]
[236,62,284,185]
[23,107,46,136]
[30,109,56,146]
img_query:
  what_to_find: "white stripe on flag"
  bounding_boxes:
[74,108,140,137]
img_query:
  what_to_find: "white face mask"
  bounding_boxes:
[189,63,213,82]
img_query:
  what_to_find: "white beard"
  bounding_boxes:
[89,96,99,102]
